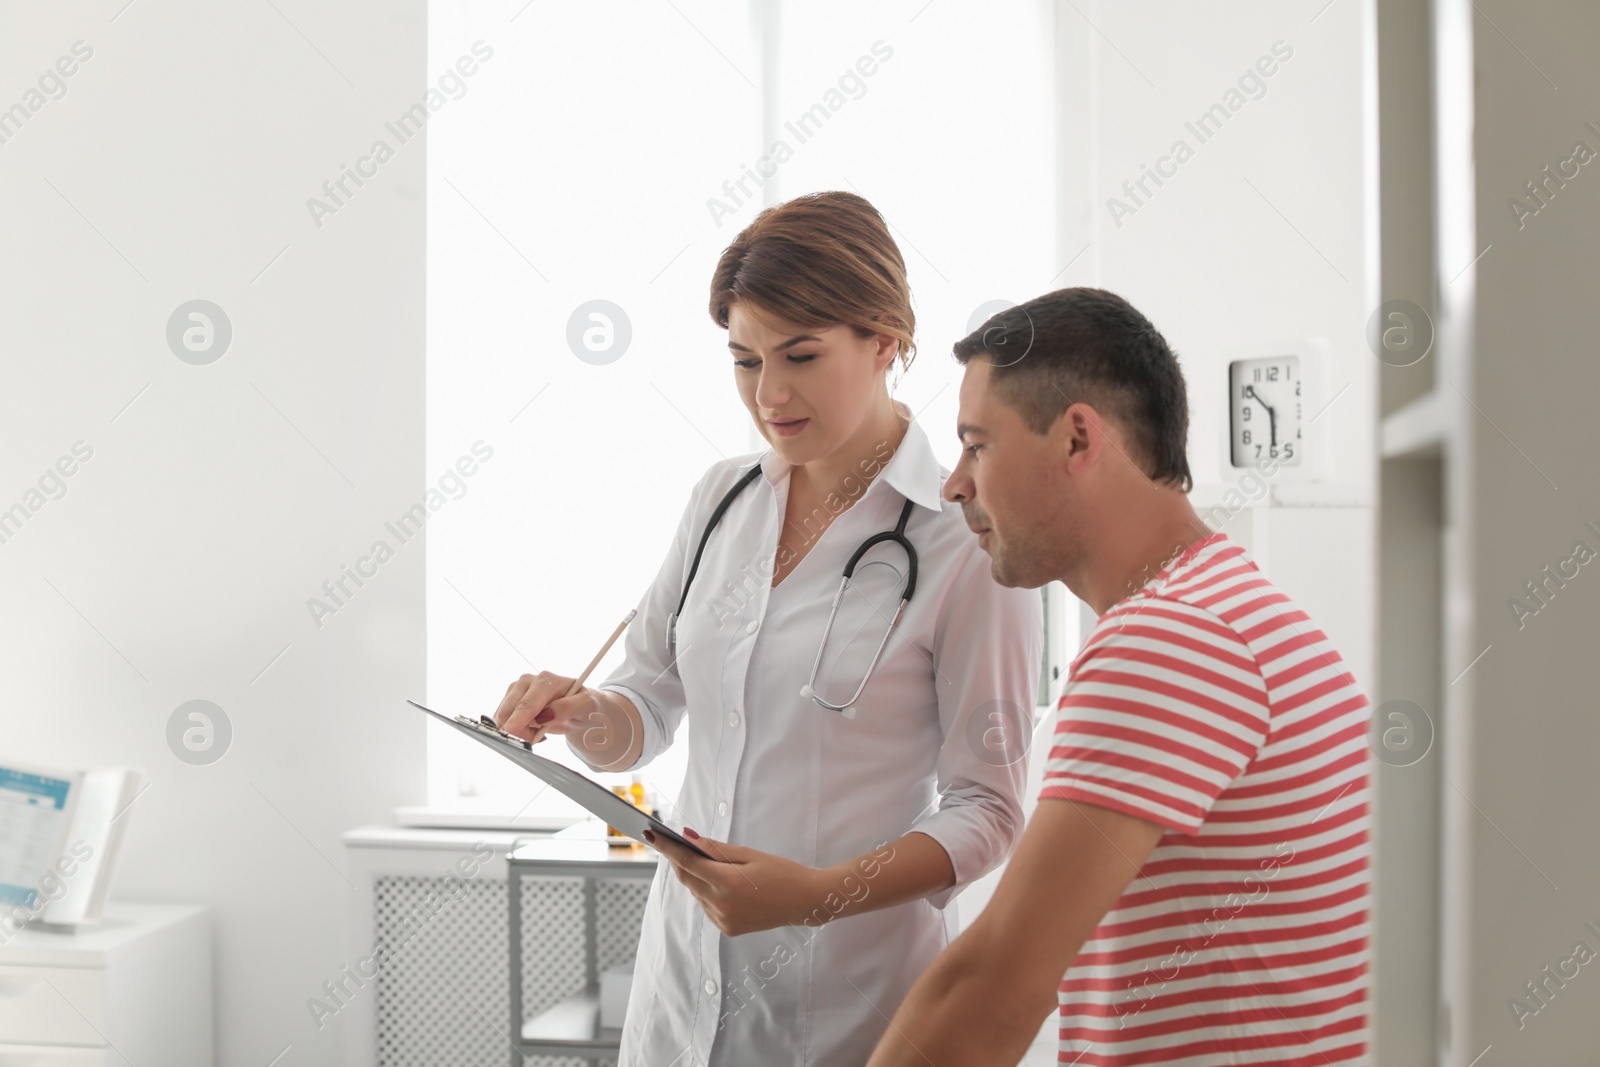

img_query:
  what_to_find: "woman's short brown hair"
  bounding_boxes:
[709,191,916,370]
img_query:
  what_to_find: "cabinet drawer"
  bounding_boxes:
[0,968,105,1046]
[0,1046,107,1066]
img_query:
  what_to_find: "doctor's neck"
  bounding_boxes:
[789,392,908,501]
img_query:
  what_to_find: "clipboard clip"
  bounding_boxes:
[459,714,534,751]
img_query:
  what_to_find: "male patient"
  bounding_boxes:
[868,288,1371,1066]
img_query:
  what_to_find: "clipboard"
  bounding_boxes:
[408,700,714,860]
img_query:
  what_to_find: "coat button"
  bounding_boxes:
[704,978,717,996]
[745,619,759,634]
[728,711,741,727]
[717,801,728,817]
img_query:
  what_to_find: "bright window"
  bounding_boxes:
[426,0,1058,817]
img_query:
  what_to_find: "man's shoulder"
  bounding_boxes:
[1095,534,1254,623]
[1122,535,1277,640]
[1121,533,1364,706]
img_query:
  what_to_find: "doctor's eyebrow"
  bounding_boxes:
[956,422,986,441]
[728,334,823,353]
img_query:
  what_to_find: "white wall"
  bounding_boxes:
[1062,2,1378,677]
[0,2,427,1065]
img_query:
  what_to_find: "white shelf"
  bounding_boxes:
[1381,389,1447,459]
[521,986,619,1043]
[341,823,553,852]
[394,800,583,832]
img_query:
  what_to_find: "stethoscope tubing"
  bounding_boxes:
[664,462,918,714]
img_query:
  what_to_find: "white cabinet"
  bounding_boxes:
[0,904,210,1067]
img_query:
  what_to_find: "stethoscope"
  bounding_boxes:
[664,463,919,717]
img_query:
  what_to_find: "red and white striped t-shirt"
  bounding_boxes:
[1041,532,1371,1066]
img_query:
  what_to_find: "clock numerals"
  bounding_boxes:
[1229,356,1303,469]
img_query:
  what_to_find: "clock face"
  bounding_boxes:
[1229,356,1302,467]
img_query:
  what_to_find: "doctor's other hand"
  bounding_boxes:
[644,829,831,938]
[495,672,641,769]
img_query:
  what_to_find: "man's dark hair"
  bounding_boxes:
[953,287,1193,492]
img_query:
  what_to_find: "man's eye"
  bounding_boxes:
[965,443,983,456]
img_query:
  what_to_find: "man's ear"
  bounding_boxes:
[1058,403,1099,471]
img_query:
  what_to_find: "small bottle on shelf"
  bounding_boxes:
[606,785,631,843]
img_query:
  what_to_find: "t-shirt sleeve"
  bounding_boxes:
[1038,601,1270,835]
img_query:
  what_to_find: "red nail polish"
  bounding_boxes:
[685,827,700,839]
[535,708,554,724]
[643,830,656,843]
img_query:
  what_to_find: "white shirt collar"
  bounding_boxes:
[756,400,946,514]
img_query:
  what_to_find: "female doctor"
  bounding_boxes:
[494,191,1042,1066]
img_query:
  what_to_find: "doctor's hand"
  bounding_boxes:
[495,671,585,743]
[494,672,642,770]
[644,829,828,938]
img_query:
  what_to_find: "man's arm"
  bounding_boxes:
[865,797,1167,1067]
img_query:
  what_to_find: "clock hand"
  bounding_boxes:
[1245,386,1278,446]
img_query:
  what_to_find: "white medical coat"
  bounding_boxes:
[581,412,1043,1067]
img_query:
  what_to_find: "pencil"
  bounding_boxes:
[564,608,637,697]
[521,609,637,746]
